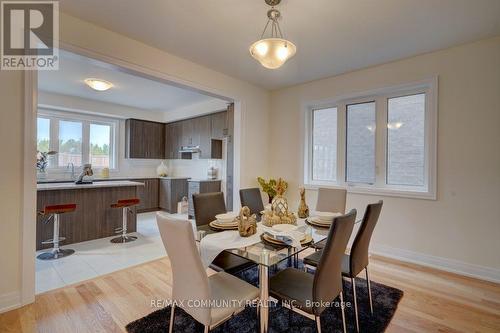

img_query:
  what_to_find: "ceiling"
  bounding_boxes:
[38,50,224,111]
[58,0,500,90]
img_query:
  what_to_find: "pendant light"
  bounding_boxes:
[249,0,296,69]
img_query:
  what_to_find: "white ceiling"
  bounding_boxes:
[38,50,224,111]
[58,0,500,90]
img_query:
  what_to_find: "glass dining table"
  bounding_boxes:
[196,217,358,333]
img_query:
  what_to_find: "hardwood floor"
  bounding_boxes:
[1,254,499,333]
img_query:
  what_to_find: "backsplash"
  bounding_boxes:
[166,158,225,180]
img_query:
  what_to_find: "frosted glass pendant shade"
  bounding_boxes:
[249,38,297,69]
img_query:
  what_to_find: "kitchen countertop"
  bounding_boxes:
[187,179,222,182]
[37,176,191,184]
[37,180,145,191]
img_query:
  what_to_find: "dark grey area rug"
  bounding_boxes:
[126,261,403,333]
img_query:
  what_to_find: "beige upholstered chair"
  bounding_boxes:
[315,187,347,213]
[156,213,259,333]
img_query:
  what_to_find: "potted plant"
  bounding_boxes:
[257,177,277,203]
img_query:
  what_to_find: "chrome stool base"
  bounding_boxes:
[110,235,137,243]
[37,248,75,260]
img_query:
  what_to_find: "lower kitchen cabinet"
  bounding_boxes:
[132,178,159,212]
[159,178,189,213]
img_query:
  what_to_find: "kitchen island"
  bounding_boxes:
[36,181,144,250]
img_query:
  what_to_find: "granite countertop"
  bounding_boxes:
[37,176,191,184]
[37,180,145,191]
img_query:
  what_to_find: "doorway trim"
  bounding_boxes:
[21,42,243,307]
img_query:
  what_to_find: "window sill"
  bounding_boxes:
[304,183,436,200]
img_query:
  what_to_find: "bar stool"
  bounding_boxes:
[110,198,140,243]
[37,203,77,260]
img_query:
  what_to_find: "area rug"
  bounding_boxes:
[126,261,403,333]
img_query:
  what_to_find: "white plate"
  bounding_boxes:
[308,216,332,226]
[271,224,297,232]
[215,212,238,224]
[315,211,341,221]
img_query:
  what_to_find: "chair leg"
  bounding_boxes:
[365,266,374,314]
[169,304,175,333]
[339,292,347,333]
[315,316,321,333]
[351,277,359,332]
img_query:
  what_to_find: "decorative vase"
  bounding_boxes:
[297,188,309,218]
[156,161,168,177]
[267,195,274,204]
[271,194,289,217]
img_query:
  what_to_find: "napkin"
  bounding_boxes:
[259,224,305,249]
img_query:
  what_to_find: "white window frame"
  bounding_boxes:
[37,108,119,171]
[303,77,438,200]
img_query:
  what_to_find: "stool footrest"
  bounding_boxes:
[41,237,66,245]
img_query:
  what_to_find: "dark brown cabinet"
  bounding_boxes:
[132,178,159,212]
[211,111,227,139]
[125,119,165,159]
[164,112,227,159]
[159,178,189,213]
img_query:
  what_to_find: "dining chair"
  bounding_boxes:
[312,188,347,251]
[239,188,265,221]
[315,187,347,213]
[192,192,256,274]
[156,214,259,333]
[303,200,383,332]
[269,210,357,333]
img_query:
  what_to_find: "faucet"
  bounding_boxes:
[67,162,75,180]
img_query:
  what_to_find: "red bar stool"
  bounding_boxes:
[37,203,77,260]
[110,198,140,243]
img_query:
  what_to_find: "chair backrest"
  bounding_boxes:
[313,209,356,315]
[156,213,211,325]
[192,192,226,226]
[239,188,265,217]
[315,188,347,214]
[349,200,383,276]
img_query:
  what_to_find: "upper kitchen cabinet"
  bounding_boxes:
[125,119,165,159]
[164,111,227,159]
[211,111,227,139]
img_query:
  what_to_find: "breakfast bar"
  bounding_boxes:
[36,181,144,250]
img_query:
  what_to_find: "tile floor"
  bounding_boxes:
[35,211,188,294]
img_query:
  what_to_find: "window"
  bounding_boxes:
[89,123,112,168]
[37,117,50,153]
[37,110,118,169]
[58,120,82,167]
[312,107,337,181]
[346,102,376,184]
[387,94,425,186]
[305,79,437,199]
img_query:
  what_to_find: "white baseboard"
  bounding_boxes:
[0,291,21,314]
[371,244,500,284]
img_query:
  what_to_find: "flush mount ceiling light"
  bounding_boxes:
[84,78,113,91]
[249,0,296,69]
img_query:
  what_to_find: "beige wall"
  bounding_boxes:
[270,37,500,276]
[0,13,270,310]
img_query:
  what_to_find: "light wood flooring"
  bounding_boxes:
[1,254,499,333]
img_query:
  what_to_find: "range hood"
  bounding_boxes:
[179,145,201,153]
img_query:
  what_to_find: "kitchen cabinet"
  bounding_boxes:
[125,119,165,159]
[132,178,159,212]
[164,112,227,159]
[188,179,221,219]
[159,178,189,213]
[211,111,227,139]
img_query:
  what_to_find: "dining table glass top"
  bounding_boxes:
[196,217,361,267]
